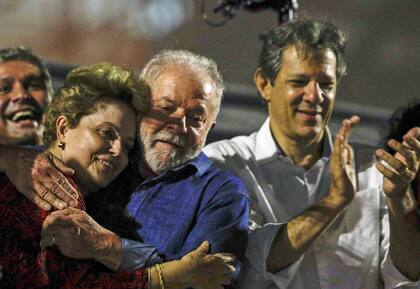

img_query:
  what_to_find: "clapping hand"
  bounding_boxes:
[329,115,360,204]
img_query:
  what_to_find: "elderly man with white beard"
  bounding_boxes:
[1,49,249,287]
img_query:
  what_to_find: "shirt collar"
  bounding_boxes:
[255,118,279,161]
[173,151,212,177]
[145,151,212,184]
[255,117,333,161]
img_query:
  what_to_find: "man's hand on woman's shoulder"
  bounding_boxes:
[0,145,78,210]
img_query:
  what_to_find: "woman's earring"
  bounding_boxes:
[58,142,65,150]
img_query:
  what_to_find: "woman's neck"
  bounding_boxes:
[47,147,87,196]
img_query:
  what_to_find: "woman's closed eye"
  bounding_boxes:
[97,127,118,140]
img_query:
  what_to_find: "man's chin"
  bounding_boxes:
[295,126,324,141]
[150,158,181,174]
[144,152,184,175]
[142,146,201,175]
[0,129,40,146]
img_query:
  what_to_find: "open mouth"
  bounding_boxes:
[296,109,321,115]
[96,156,114,170]
[98,159,113,169]
[9,109,38,122]
[9,110,35,122]
[296,110,322,121]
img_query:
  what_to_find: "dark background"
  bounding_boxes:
[2,0,419,145]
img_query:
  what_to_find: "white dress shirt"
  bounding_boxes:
[204,118,420,289]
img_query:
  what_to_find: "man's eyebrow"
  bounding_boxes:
[0,73,44,83]
[286,73,308,78]
[23,74,45,82]
[318,73,336,80]
[0,76,13,81]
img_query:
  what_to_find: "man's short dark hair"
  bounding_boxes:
[384,101,420,155]
[258,18,347,83]
[0,46,53,100]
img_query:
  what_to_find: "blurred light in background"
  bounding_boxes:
[0,0,193,39]
[125,0,194,39]
[1,0,419,145]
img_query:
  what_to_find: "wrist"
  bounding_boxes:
[93,230,122,271]
[155,260,189,289]
[323,192,352,211]
[386,191,416,221]
[385,187,410,202]
[170,259,192,288]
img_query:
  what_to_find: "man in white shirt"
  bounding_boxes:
[204,18,420,289]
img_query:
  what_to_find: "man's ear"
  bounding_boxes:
[254,68,273,102]
[56,116,69,143]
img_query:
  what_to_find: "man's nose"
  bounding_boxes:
[304,81,323,104]
[11,82,30,103]
[167,110,188,134]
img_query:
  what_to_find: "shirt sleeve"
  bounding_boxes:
[237,222,304,289]
[380,193,420,289]
[44,248,150,289]
[163,176,249,282]
[120,238,163,271]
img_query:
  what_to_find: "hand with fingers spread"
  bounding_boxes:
[0,146,78,210]
[40,207,122,270]
[376,128,420,199]
[329,115,360,205]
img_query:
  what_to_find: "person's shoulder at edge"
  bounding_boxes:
[204,130,258,163]
[198,152,250,201]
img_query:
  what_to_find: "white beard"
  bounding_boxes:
[139,129,202,174]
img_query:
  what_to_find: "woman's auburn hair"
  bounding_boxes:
[43,62,150,148]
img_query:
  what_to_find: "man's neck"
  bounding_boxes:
[271,127,324,170]
[132,149,157,180]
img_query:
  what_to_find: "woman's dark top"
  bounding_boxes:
[0,174,148,289]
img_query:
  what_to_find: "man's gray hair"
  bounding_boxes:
[139,49,224,116]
